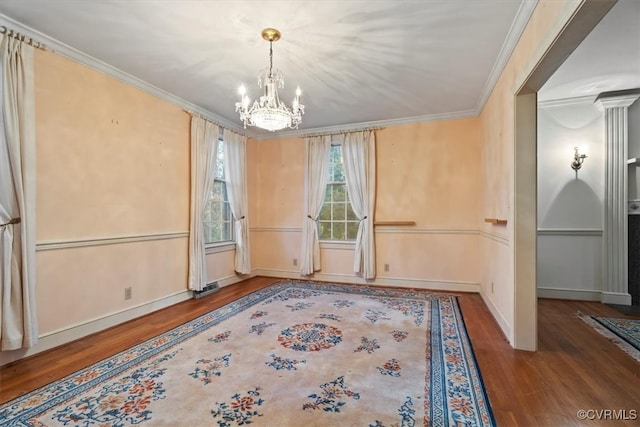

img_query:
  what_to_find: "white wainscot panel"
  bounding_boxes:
[537,231,602,300]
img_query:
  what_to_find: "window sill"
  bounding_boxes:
[205,241,236,254]
[319,240,355,250]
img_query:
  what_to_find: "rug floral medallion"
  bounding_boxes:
[0,280,496,426]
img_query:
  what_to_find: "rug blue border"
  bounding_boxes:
[1,280,496,426]
[591,316,640,351]
[454,298,497,426]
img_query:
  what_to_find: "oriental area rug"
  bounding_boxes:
[579,313,640,363]
[0,280,496,426]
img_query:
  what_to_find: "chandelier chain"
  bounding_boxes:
[269,41,273,78]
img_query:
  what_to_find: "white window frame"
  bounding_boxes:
[318,143,359,243]
[203,138,234,250]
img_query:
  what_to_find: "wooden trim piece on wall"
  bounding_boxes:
[36,232,189,251]
[484,218,508,225]
[374,221,416,226]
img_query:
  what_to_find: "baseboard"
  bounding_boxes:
[0,290,192,367]
[600,291,632,306]
[479,289,512,344]
[217,272,256,288]
[537,286,601,301]
[253,268,479,292]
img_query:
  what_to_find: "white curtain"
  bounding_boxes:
[0,36,37,350]
[341,130,376,279]
[188,117,218,291]
[223,130,251,274]
[300,135,331,275]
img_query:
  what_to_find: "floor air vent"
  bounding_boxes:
[193,281,220,299]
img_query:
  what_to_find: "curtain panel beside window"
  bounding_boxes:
[300,135,331,275]
[188,117,218,291]
[341,130,376,279]
[223,130,251,274]
[0,36,37,350]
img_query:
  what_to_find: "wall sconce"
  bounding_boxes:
[571,146,587,172]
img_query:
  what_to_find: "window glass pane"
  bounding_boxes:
[330,145,339,164]
[202,206,212,222]
[220,202,231,222]
[332,184,346,202]
[346,203,358,220]
[204,140,234,245]
[347,222,359,240]
[319,222,332,240]
[332,202,346,221]
[324,185,331,202]
[203,223,212,242]
[216,140,225,179]
[333,163,344,183]
[318,144,354,241]
[209,224,221,243]
[212,182,223,202]
[318,203,331,221]
[223,221,233,241]
[210,201,221,220]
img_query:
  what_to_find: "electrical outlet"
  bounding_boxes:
[384,263,390,272]
[124,287,132,300]
[293,258,298,267]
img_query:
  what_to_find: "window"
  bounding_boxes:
[318,144,359,240]
[203,139,233,244]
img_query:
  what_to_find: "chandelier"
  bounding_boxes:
[235,28,304,132]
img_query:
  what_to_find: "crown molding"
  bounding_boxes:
[537,95,597,109]
[267,109,478,140]
[474,0,539,114]
[0,13,246,135]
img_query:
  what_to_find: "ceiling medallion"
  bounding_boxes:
[235,28,304,132]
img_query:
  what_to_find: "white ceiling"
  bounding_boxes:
[0,1,637,137]
[0,0,539,137]
[540,0,640,102]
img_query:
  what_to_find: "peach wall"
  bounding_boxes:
[35,53,189,240]
[376,120,481,227]
[254,137,306,228]
[37,239,188,334]
[250,119,482,289]
[479,0,584,342]
[32,51,191,338]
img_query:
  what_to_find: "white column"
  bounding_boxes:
[596,90,640,305]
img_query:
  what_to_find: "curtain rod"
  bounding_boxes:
[183,109,249,138]
[299,126,384,139]
[0,26,47,51]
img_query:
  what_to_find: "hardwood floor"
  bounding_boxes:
[1,276,639,425]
